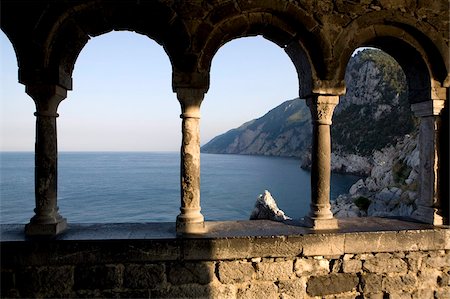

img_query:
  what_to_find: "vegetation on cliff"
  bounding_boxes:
[201,48,417,173]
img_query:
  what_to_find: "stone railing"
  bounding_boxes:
[1,218,449,298]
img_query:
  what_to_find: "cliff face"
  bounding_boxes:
[201,49,417,174]
[332,133,419,218]
[201,98,312,157]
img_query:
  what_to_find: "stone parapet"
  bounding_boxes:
[1,218,449,298]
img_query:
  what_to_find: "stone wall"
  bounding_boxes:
[2,249,449,298]
[1,221,449,298]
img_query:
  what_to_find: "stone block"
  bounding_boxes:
[434,287,450,299]
[345,230,438,254]
[278,278,306,299]
[294,258,329,276]
[74,264,123,290]
[302,234,345,256]
[361,274,382,294]
[417,268,440,289]
[152,283,210,298]
[363,258,408,274]
[424,255,450,269]
[256,260,293,281]
[306,273,358,296]
[388,292,413,299]
[104,289,150,298]
[123,264,165,289]
[236,282,278,299]
[217,261,254,284]
[208,282,237,299]
[16,266,74,298]
[412,288,434,299]
[251,236,302,258]
[343,259,362,273]
[406,251,425,272]
[382,274,417,292]
[183,238,252,261]
[167,261,215,285]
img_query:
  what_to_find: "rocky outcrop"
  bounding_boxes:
[250,190,291,221]
[202,49,416,177]
[332,133,419,218]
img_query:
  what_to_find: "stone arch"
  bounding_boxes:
[195,5,327,97]
[333,14,448,103]
[16,1,190,89]
[333,15,449,225]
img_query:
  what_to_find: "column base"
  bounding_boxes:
[411,206,444,225]
[303,216,338,230]
[176,209,205,234]
[176,220,206,234]
[25,218,67,236]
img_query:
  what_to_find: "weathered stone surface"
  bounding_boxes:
[236,282,278,299]
[123,264,165,289]
[306,274,358,296]
[278,279,306,299]
[16,266,74,298]
[75,264,123,290]
[217,261,254,284]
[388,292,413,299]
[256,260,293,281]
[302,234,345,256]
[167,262,215,285]
[152,284,210,299]
[294,258,329,276]
[382,274,417,292]
[361,274,383,293]
[363,257,408,273]
[343,259,362,273]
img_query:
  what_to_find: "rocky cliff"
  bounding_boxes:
[201,98,312,157]
[201,48,416,177]
[332,132,419,218]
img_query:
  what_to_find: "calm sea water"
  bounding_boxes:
[0,152,360,224]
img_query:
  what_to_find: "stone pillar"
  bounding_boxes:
[411,99,446,225]
[176,88,205,233]
[25,84,67,236]
[304,95,339,229]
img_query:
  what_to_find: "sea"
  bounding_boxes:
[0,152,361,224]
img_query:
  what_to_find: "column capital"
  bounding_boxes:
[26,84,67,114]
[411,99,446,117]
[176,88,206,119]
[306,95,340,125]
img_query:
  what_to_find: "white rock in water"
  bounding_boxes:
[250,190,291,221]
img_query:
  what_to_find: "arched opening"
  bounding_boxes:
[56,31,178,223]
[200,36,358,221]
[332,47,419,217]
[0,31,36,223]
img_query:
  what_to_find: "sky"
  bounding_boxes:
[0,30,299,151]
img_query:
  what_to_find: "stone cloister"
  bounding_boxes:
[1,0,449,236]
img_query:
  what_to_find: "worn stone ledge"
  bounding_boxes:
[1,217,448,266]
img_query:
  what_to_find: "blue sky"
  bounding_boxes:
[0,31,298,151]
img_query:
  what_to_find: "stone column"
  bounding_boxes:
[304,95,339,229]
[25,84,67,236]
[411,99,445,225]
[176,88,205,233]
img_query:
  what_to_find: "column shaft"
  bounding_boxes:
[176,88,205,233]
[304,95,339,229]
[411,99,445,225]
[25,85,67,236]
